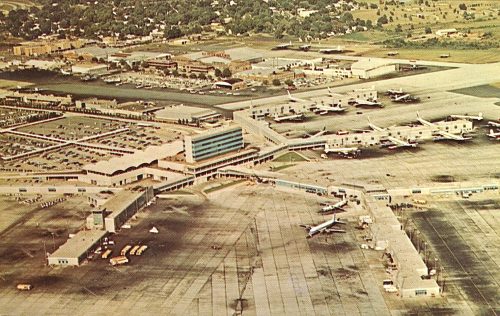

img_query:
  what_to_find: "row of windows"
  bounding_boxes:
[192,130,242,146]
[193,137,243,153]
[193,140,243,158]
[192,134,243,152]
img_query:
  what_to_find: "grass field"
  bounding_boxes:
[450,84,500,98]
[358,47,500,63]
[273,152,308,163]
[0,79,33,89]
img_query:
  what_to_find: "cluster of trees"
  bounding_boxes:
[0,0,374,41]
[383,37,499,50]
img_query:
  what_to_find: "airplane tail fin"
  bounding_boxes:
[479,112,483,118]
[490,129,494,135]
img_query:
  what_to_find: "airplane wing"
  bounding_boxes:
[322,228,346,233]
[435,130,468,141]
[416,112,434,127]
[387,136,415,147]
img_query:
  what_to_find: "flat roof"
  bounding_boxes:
[49,229,107,259]
[155,105,218,120]
[104,190,145,219]
[351,59,394,71]
[224,47,264,61]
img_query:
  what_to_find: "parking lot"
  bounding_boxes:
[17,117,128,141]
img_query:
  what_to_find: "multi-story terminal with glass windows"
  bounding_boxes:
[184,125,244,163]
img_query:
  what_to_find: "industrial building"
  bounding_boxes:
[351,60,396,79]
[71,63,108,76]
[47,229,107,266]
[183,125,244,163]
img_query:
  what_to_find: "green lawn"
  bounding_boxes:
[450,84,500,98]
[272,152,307,163]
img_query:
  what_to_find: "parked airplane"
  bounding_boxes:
[273,112,305,122]
[287,90,312,104]
[305,127,327,139]
[324,144,360,157]
[312,103,346,114]
[300,214,346,238]
[416,112,471,141]
[449,113,483,121]
[487,129,500,139]
[368,118,417,149]
[352,98,384,107]
[319,199,348,213]
[487,121,500,128]
[386,88,405,96]
[391,94,420,103]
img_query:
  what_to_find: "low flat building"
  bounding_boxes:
[13,39,85,57]
[103,188,154,233]
[436,28,458,37]
[234,68,295,83]
[71,63,108,75]
[213,78,246,90]
[48,229,107,266]
[155,104,220,123]
[63,46,119,61]
[81,141,184,187]
[351,60,396,79]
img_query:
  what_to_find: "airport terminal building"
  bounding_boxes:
[184,125,244,163]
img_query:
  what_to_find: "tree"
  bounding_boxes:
[284,79,294,86]
[198,73,207,80]
[262,79,269,86]
[377,15,389,25]
[458,3,467,10]
[214,68,222,78]
[164,26,182,39]
[272,79,281,86]
[395,24,403,33]
[425,26,432,34]
[222,68,232,78]
[189,73,197,79]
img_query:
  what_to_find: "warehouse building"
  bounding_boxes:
[184,125,244,163]
[47,229,107,266]
[351,60,396,79]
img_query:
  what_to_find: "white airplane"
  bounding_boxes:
[487,121,500,128]
[386,88,405,95]
[450,113,483,121]
[416,112,471,141]
[353,98,383,107]
[391,94,420,103]
[368,118,417,149]
[487,129,500,139]
[319,199,348,213]
[305,127,327,139]
[324,144,360,156]
[313,103,345,114]
[273,112,305,122]
[287,90,310,103]
[301,214,346,238]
